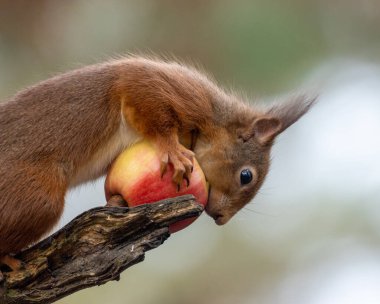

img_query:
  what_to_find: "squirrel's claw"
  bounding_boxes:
[184,176,190,187]
[160,153,169,178]
[158,143,194,190]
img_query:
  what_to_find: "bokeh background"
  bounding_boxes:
[1,1,380,303]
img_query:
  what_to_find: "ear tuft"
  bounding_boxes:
[267,94,317,133]
[253,117,282,145]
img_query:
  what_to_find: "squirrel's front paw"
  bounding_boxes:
[160,144,194,191]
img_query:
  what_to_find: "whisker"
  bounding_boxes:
[243,206,276,217]
[257,185,278,195]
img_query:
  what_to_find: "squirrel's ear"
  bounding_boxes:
[267,94,317,133]
[252,117,282,145]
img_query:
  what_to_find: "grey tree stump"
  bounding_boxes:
[0,195,203,304]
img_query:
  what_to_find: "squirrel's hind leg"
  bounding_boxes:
[0,254,25,282]
[0,254,24,271]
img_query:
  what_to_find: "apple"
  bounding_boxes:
[105,140,209,233]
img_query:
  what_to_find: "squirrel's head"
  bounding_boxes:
[195,94,316,225]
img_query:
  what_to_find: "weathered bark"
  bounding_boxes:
[0,195,203,304]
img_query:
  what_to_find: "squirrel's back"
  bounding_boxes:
[0,63,120,164]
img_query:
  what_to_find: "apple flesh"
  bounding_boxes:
[105,140,209,233]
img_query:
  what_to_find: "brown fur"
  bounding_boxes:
[0,56,315,259]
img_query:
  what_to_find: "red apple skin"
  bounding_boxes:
[105,140,208,233]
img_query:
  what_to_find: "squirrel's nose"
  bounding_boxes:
[213,214,226,225]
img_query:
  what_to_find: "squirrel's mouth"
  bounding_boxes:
[213,214,226,225]
[205,186,228,225]
[205,208,227,225]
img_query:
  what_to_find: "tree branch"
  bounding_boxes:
[0,195,203,304]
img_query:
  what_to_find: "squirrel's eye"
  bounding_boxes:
[240,169,253,185]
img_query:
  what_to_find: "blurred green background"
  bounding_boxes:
[1,1,380,303]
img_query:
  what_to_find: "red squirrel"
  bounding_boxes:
[0,56,314,272]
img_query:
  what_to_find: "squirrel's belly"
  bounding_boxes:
[69,117,141,188]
